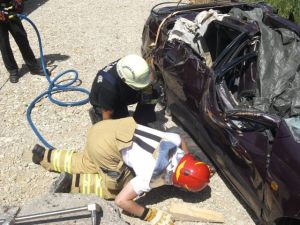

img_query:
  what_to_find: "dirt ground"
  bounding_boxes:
[0,0,257,224]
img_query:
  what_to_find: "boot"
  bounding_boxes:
[32,144,46,165]
[50,172,72,193]
[9,70,19,83]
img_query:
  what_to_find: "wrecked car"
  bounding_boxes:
[142,2,300,225]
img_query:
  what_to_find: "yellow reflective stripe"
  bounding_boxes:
[87,174,91,194]
[82,174,87,194]
[64,150,74,173]
[82,174,91,194]
[95,174,103,197]
[52,150,62,172]
[52,150,58,171]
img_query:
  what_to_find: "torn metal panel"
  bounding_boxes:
[141,2,300,225]
[230,8,300,118]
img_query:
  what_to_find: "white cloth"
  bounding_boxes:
[168,9,229,67]
[121,124,181,195]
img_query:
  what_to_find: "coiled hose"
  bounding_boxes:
[19,14,90,149]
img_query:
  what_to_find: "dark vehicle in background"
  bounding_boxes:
[142,2,300,225]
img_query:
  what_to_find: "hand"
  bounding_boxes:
[0,10,9,22]
[144,208,174,225]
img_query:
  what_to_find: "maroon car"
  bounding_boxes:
[142,2,300,225]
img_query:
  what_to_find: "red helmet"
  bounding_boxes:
[172,154,210,192]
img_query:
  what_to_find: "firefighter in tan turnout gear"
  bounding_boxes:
[32,117,211,225]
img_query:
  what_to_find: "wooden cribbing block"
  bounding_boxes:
[169,202,224,223]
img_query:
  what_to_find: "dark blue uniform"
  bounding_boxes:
[89,60,159,125]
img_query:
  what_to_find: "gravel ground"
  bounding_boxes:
[0,0,257,224]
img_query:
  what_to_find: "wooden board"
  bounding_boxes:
[169,202,224,223]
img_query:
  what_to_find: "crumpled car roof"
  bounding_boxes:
[229,7,300,118]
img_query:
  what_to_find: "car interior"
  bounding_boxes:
[207,20,300,141]
[159,6,300,140]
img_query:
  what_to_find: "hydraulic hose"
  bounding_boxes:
[18,14,90,149]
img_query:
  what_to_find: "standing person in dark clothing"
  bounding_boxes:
[89,54,160,126]
[0,0,47,83]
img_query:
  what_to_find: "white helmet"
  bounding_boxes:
[116,54,151,90]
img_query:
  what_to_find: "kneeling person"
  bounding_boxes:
[32,117,211,225]
[89,54,160,125]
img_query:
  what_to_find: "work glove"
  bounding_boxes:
[142,207,174,225]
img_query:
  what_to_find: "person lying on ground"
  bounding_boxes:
[32,117,212,225]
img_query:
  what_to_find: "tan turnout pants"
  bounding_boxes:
[40,118,136,199]
[40,148,132,200]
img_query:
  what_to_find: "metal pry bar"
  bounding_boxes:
[0,203,102,225]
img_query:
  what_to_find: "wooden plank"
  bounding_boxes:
[169,202,224,223]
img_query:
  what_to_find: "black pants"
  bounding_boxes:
[133,103,156,125]
[0,18,38,73]
[110,102,156,125]
[89,103,156,126]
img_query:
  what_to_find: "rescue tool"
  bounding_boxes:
[0,203,101,225]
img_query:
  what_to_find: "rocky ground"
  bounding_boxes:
[0,0,257,224]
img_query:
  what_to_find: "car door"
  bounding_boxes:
[159,24,270,219]
[208,53,271,217]
[169,45,268,218]
[159,41,212,132]
[262,121,300,223]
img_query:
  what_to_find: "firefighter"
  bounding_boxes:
[32,117,211,225]
[0,0,48,83]
[89,54,160,126]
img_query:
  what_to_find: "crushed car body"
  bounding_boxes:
[142,2,300,225]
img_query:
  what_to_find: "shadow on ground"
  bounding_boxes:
[136,185,211,206]
[18,53,70,79]
[216,169,260,224]
[24,0,49,16]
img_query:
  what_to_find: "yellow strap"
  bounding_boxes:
[64,150,74,173]
[52,150,62,172]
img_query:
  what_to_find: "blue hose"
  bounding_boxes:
[19,14,90,149]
